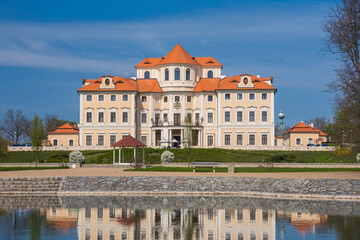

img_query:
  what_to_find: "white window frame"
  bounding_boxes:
[68,139,74,147]
[249,134,256,146]
[207,135,214,146]
[141,112,147,124]
[249,93,255,100]
[109,135,117,146]
[208,95,213,102]
[237,111,243,122]
[122,94,128,102]
[164,96,168,102]
[225,93,231,101]
[85,135,92,146]
[225,111,231,122]
[249,111,255,122]
[141,135,147,145]
[98,111,104,123]
[97,135,104,146]
[86,112,92,123]
[261,111,268,122]
[174,96,180,102]
[110,94,116,102]
[296,138,301,145]
[208,112,213,123]
[141,96,147,102]
[236,134,243,146]
[98,94,104,102]
[224,134,231,146]
[187,96,191,102]
[86,94,92,102]
[237,93,242,100]
[122,111,129,123]
[261,134,268,146]
[53,139,58,146]
[110,112,116,123]
[261,93,267,100]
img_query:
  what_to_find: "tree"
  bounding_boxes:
[183,115,193,167]
[0,109,31,144]
[305,117,329,132]
[44,114,77,135]
[323,0,360,145]
[31,114,44,167]
[0,137,12,157]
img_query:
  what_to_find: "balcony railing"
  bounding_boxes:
[152,120,202,127]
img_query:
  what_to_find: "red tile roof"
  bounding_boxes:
[135,44,222,68]
[193,78,220,92]
[217,75,276,90]
[78,77,137,92]
[286,122,328,136]
[194,57,223,67]
[112,135,146,147]
[137,79,162,92]
[48,123,79,134]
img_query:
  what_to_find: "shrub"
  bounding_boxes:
[69,150,85,164]
[0,137,11,157]
[356,153,360,163]
[161,150,174,163]
[334,146,351,157]
[264,154,297,163]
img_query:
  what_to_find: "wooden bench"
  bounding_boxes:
[191,162,220,173]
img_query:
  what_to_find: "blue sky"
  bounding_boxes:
[0,0,339,127]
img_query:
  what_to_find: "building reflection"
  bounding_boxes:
[44,207,278,240]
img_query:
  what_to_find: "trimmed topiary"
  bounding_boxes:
[161,150,174,163]
[69,150,85,164]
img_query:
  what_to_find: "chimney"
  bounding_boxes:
[310,123,314,127]
[256,74,260,78]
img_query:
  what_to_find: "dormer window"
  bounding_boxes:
[243,77,248,85]
[105,78,110,86]
[207,70,213,78]
[175,68,180,80]
[165,68,169,81]
[144,71,150,79]
[186,68,190,80]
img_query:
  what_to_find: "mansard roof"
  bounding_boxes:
[78,77,162,93]
[78,77,138,92]
[193,78,221,92]
[48,123,79,134]
[135,44,222,68]
[284,122,328,136]
[217,75,276,90]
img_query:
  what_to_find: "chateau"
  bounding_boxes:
[77,44,276,148]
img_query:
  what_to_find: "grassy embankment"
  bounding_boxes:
[0,166,69,171]
[0,148,357,164]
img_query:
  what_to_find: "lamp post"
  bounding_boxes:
[342,130,345,145]
[278,111,285,136]
[350,129,353,145]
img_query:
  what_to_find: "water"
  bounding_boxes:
[0,195,359,240]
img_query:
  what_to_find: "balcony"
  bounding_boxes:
[151,120,202,127]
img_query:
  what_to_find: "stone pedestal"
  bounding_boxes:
[228,162,235,173]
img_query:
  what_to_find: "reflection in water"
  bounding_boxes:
[0,196,359,240]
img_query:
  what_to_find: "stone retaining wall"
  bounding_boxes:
[1,176,359,200]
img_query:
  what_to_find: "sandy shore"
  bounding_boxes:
[0,167,359,179]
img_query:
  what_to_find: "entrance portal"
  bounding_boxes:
[172,129,181,148]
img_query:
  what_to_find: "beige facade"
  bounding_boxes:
[47,123,79,147]
[78,44,276,148]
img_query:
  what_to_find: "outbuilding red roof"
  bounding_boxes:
[48,123,79,134]
[111,135,146,147]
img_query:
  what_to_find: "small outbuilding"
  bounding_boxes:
[47,123,79,147]
[111,135,146,164]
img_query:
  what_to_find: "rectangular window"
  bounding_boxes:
[53,139,58,146]
[86,95,92,101]
[86,135,92,146]
[225,135,231,145]
[262,134,268,146]
[110,112,116,123]
[208,112,213,123]
[225,111,230,122]
[237,111,242,122]
[174,113,181,125]
[141,96,147,102]
[237,135,243,146]
[262,93,267,100]
[110,135,116,146]
[69,139,74,146]
[262,211,268,222]
[141,136,147,145]
[237,93,242,100]
[98,112,104,122]
[98,95,104,101]
[225,93,231,100]
[122,112,128,122]
[98,135,104,146]
[249,111,255,122]
[187,96,191,102]
[207,135,214,146]
[164,96,168,102]
[263,233,269,240]
[296,138,301,145]
[141,113,147,123]
[175,96,180,102]
[110,95,116,101]
[164,113,168,122]
[249,93,255,100]
[308,138,314,145]
[86,112,92,123]
[262,111,267,121]
[238,233,243,240]
[249,134,256,146]
[123,94,128,101]
[208,95,213,102]
[237,210,243,221]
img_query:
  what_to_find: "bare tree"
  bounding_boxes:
[305,117,329,131]
[0,109,31,144]
[44,114,77,135]
[323,0,360,145]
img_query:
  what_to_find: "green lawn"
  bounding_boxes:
[0,166,69,171]
[0,148,357,164]
[127,166,360,173]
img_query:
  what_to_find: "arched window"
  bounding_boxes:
[175,68,180,80]
[144,71,150,79]
[207,70,214,78]
[186,68,191,80]
[165,68,169,81]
